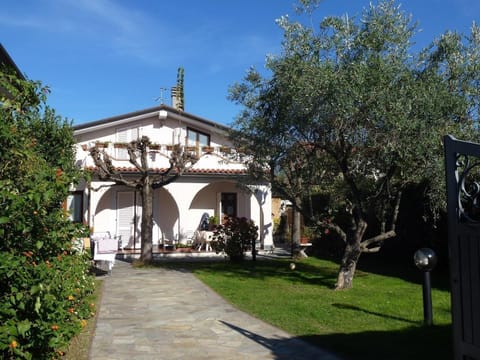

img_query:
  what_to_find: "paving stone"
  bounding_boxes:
[89,259,342,360]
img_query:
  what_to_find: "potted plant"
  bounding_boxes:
[208,215,219,230]
[113,142,129,148]
[301,227,315,244]
[202,146,214,153]
[149,143,161,150]
[95,141,109,148]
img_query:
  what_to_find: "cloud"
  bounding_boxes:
[64,0,143,35]
[0,0,281,72]
[0,0,163,63]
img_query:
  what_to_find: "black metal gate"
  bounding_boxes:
[445,135,480,360]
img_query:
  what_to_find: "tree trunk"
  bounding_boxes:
[292,208,301,245]
[335,219,367,290]
[335,240,362,290]
[140,180,153,264]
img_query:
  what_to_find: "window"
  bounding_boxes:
[187,128,210,147]
[116,127,138,159]
[66,192,83,223]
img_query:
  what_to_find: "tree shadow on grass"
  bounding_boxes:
[155,258,339,288]
[300,324,452,360]
[332,303,418,324]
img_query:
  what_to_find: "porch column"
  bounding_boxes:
[250,184,273,250]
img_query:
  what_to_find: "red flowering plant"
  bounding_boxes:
[211,217,258,262]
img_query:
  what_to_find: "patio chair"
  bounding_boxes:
[160,234,176,250]
[181,230,196,246]
[90,232,117,274]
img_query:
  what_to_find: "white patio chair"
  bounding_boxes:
[90,232,117,274]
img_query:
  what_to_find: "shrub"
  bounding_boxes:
[0,68,95,359]
[0,249,95,359]
[211,217,258,261]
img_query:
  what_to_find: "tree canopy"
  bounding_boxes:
[229,0,479,289]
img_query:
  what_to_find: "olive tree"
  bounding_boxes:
[229,0,477,289]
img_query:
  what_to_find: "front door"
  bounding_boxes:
[116,191,141,250]
[221,192,237,222]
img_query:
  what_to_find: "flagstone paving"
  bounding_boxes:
[89,258,341,360]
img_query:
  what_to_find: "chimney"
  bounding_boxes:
[171,67,184,111]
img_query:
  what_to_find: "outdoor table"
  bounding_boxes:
[195,230,214,251]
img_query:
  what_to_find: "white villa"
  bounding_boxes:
[70,104,273,252]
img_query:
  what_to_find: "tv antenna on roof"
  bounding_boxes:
[155,87,168,104]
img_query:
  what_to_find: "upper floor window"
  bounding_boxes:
[116,127,138,159]
[187,128,210,147]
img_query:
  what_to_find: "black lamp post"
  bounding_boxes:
[414,247,438,326]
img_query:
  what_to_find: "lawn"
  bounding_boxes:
[159,256,452,360]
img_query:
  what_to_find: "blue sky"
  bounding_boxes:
[2,0,479,125]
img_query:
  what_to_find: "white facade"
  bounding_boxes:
[72,105,273,250]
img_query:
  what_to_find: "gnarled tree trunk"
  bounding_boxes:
[335,218,367,290]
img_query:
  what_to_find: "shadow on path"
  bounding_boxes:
[219,320,340,360]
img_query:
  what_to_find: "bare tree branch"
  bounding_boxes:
[90,147,137,187]
[88,136,198,264]
[360,230,396,252]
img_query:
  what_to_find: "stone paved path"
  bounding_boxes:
[89,259,341,360]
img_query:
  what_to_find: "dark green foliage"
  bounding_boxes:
[0,68,94,359]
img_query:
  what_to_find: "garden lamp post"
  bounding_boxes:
[414,247,438,326]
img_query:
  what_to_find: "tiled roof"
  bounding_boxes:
[73,104,229,132]
[85,166,248,175]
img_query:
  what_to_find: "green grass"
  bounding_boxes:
[159,257,452,360]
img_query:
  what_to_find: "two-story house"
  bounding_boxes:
[71,103,273,252]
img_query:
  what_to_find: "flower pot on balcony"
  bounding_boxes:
[202,146,214,153]
[95,142,109,148]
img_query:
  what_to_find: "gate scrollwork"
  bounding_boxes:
[456,153,480,223]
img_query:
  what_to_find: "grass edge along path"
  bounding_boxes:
[159,257,452,360]
[64,279,103,360]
